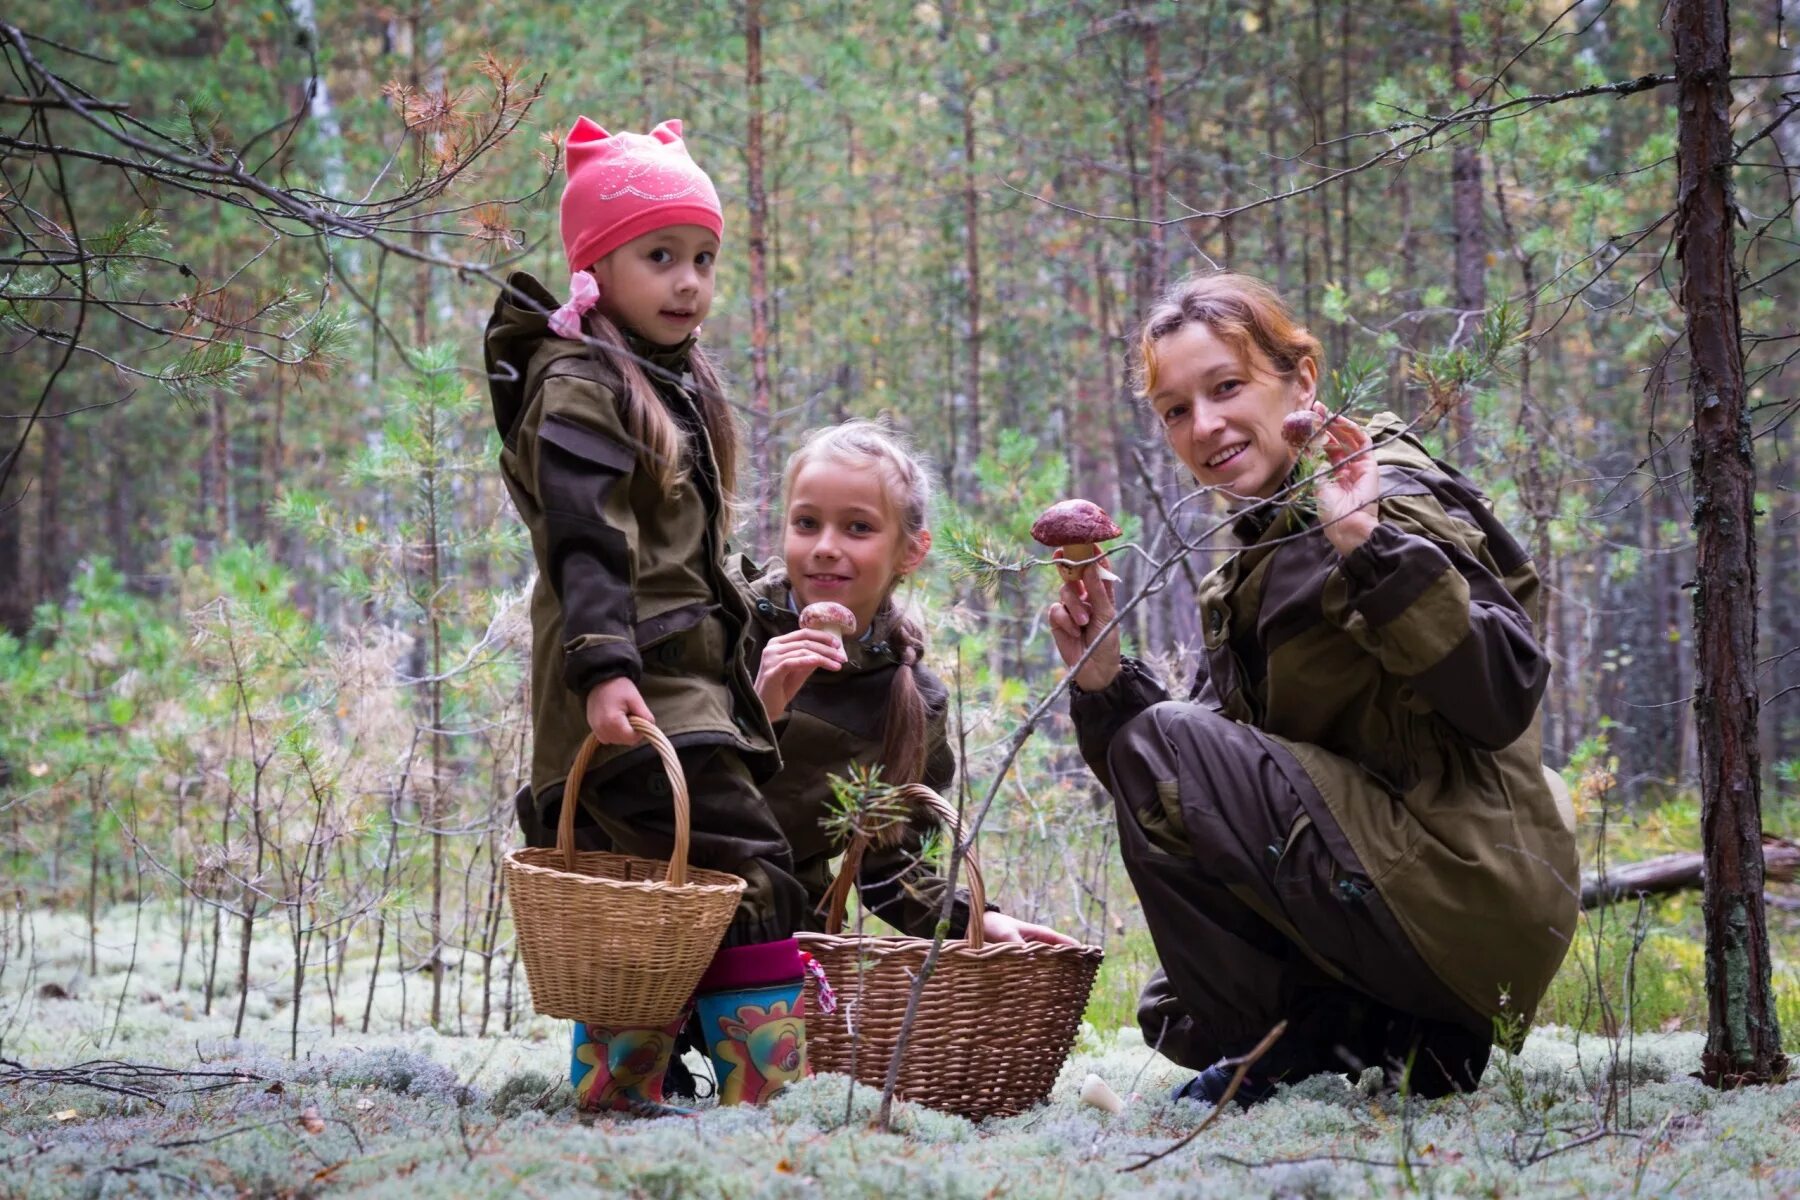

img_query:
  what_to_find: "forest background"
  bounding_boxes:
[5,0,1800,1085]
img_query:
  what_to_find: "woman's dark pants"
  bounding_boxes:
[1108,702,1492,1097]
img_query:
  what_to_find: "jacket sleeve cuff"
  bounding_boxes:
[1069,657,1168,787]
[1070,656,1166,716]
[563,634,642,697]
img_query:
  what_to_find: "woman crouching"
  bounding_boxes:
[1047,273,1577,1104]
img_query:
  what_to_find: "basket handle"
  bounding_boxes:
[559,716,692,886]
[821,784,987,950]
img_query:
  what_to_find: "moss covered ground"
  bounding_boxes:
[4,904,1800,1198]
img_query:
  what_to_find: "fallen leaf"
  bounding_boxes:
[355,1098,374,1112]
[299,1105,326,1134]
[776,1159,793,1174]
[52,1109,78,1122]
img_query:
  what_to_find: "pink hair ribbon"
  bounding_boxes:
[548,271,599,340]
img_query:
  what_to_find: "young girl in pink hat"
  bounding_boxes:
[486,117,813,1115]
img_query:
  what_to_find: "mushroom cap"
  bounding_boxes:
[1031,499,1122,547]
[799,601,857,632]
[1281,409,1320,448]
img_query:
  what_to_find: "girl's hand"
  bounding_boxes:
[585,676,653,746]
[1311,402,1380,556]
[1047,551,1122,692]
[980,910,1082,946]
[755,628,847,721]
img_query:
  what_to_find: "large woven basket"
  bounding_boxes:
[505,717,746,1026]
[798,785,1103,1120]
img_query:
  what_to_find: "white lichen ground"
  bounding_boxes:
[3,905,1797,1198]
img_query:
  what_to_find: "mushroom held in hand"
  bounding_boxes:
[1281,409,1321,449]
[799,601,857,647]
[1031,499,1122,584]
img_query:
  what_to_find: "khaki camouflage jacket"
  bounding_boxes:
[730,556,983,937]
[486,273,778,796]
[1072,414,1577,1034]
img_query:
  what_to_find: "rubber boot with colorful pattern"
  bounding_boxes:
[694,939,808,1106]
[569,1007,694,1117]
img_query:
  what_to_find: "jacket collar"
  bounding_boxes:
[1228,463,1315,547]
[624,330,697,383]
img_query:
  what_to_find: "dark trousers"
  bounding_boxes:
[522,743,807,949]
[1109,702,1491,1093]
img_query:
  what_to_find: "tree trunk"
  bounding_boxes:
[1336,0,1352,307]
[1311,0,1332,340]
[427,458,446,1030]
[35,415,61,607]
[211,394,232,542]
[1449,10,1485,467]
[1143,11,1167,290]
[1768,414,1799,767]
[745,0,775,542]
[0,355,24,635]
[1672,0,1787,1087]
[961,85,983,494]
[1261,0,1285,290]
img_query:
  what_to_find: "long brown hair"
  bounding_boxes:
[1133,272,1323,398]
[581,306,739,538]
[781,420,932,784]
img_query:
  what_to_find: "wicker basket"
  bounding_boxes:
[798,785,1103,1120]
[505,717,746,1026]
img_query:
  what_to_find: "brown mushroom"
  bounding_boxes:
[799,600,857,647]
[1031,499,1123,584]
[1281,409,1321,449]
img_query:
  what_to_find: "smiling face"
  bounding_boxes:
[1146,320,1318,501]
[783,455,930,636]
[588,224,719,346]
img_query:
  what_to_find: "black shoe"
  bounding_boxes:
[662,1053,699,1102]
[1381,1018,1492,1098]
[661,1011,713,1102]
[1170,1061,1282,1108]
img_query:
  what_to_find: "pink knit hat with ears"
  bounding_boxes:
[558,117,723,273]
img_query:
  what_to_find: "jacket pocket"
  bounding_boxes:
[538,412,635,513]
[636,603,728,677]
[1273,805,1379,895]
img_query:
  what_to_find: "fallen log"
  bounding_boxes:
[1580,836,1800,910]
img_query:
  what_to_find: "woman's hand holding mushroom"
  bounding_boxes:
[1310,403,1381,556]
[1047,553,1122,693]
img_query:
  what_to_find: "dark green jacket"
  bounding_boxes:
[486,273,778,796]
[1074,414,1577,1033]
[730,556,981,938]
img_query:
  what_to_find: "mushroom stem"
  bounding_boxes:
[1055,543,1099,583]
[1079,1073,1125,1114]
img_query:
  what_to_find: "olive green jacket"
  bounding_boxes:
[486,273,778,797]
[730,556,982,938]
[1073,414,1577,1034]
